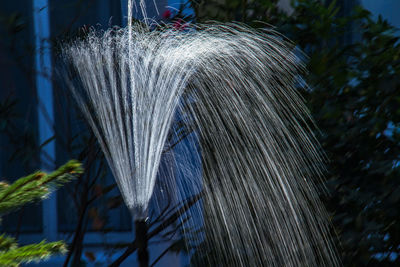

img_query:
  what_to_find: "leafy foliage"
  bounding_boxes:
[0,161,82,266]
[0,160,82,215]
[0,240,67,267]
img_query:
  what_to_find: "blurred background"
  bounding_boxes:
[0,0,399,266]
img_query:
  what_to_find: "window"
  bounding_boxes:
[33,0,135,244]
[0,1,42,234]
[0,1,190,266]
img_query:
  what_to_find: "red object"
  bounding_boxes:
[162,9,171,19]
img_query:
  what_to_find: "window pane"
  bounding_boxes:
[51,0,132,233]
[0,1,43,233]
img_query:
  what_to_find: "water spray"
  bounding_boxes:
[62,5,339,266]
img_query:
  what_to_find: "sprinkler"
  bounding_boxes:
[135,219,149,267]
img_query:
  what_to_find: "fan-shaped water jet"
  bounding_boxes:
[61,3,339,266]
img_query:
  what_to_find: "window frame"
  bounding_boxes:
[22,0,137,246]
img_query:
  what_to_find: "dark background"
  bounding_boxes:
[0,0,399,266]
